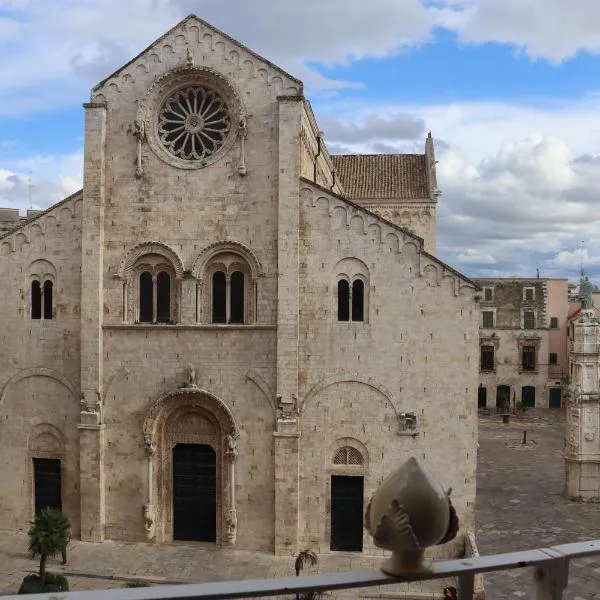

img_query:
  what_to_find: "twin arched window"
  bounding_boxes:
[337,279,365,322]
[139,271,172,323]
[122,245,256,325]
[31,280,53,320]
[211,270,245,324]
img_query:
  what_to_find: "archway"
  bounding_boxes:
[142,389,239,545]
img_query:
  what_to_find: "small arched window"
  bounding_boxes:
[43,280,53,320]
[156,271,171,323]
[351,279,364,322]
[337,279,365,322]
[212,271,227,323]
[337,280,350,322]
[333,446,364,466]
[31,280,42,319]
[230,271,245,324]
[139,272,153,323]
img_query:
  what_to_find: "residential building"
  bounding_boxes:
[473,278,569,409]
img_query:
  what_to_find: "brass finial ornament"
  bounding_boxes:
[364,457,459,575]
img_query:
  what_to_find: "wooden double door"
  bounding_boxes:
[172,443,217,542]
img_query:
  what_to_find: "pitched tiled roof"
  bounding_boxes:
[331,154,430,200]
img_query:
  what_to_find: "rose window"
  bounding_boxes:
[158,86,231,161]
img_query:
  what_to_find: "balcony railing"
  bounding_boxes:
[5,539,600,600]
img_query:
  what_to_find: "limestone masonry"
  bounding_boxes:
[0,15,478,558]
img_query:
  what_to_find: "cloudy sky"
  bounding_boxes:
[1,0,600,281]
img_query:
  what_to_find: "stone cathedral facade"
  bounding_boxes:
[0,16,479,557]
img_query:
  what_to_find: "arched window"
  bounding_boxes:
[351,279,364,322]
[139,272,153,323]
[195,249,256,325]
[119,243,183,324]
[43,280,53,320]
[156,271,171,323]
[333,446,364,466]
[337,280,350,321]
[334,258,369,324]
[31,280,42,319]
[230,271,245,324]
[212,271,227,323]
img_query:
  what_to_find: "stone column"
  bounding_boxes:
[224,437,238,546]
[274,96,302,555]
[143,442,156,541]
[79,102,107,541]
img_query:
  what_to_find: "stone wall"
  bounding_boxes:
[0,192,83,534]
[298,182,479,556]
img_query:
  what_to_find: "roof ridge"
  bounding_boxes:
[300,177,476,289]
[93,14,302,94]
[331,154,430,200]
[0,189,83,241]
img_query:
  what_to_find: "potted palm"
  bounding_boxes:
[19,508,71,594]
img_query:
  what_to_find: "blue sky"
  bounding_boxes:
[2,0,600,282]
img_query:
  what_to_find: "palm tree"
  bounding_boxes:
[295,549,318,577]
[27,508,71,584]
[294,550,319,600]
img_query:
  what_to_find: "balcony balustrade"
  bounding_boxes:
[3,539,599,600]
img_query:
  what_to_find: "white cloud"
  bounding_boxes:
[435,0,600,63]
[317,96,600,281]
[553,249,600,268]
[456,249,497,265]
[0,0,437,113]
[0,151,83,210]
[320,114,426,144]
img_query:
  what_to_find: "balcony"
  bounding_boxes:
[3,539,599,600]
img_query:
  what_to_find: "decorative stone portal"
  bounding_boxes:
[142,388,238,545]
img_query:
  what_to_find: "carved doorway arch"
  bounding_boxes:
[142,389,239,545]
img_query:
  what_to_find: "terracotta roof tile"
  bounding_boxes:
[331,154,430,200]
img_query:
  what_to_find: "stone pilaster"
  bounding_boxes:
[179,278,196,324]
[79,102,107,541]
[274,96,302,555]
[274,421,300,555]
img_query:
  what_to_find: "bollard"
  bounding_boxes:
[523,430,527,444]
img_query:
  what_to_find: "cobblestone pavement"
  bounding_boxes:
[478,413,600,600]
[0,527,451,598]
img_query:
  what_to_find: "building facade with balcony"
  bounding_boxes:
[0,15,479,560]
[473,278,569,410]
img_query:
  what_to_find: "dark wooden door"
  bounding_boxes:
[172,444,216,542]
[330,475,363,551]
[33,458,62,514]
[549,388,562,409]
[478,386,487,408]
[496,385,511,410]
[522,386,536,408]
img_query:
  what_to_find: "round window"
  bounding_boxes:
[158,86,231,161]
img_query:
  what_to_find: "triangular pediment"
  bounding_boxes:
[92,14,303,97]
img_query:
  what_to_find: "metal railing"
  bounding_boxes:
[5,540,600,600]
